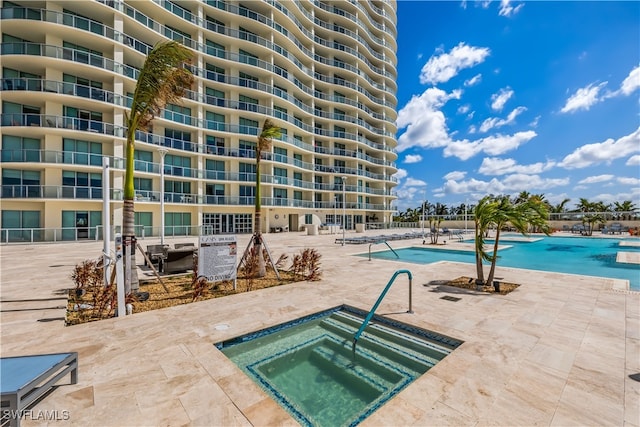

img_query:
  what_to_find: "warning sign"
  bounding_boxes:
[198,235,237,283]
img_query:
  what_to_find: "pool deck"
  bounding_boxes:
[1,231,639,426]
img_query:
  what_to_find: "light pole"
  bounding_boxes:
[334,195,337,235]
[341,176,346,246]
[158,147,168,245]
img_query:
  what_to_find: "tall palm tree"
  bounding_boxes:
[249,118,281,277]
[122,41,193,293]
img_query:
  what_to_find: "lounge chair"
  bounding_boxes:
[1,352,78,427]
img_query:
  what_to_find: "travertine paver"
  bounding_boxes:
[1,231,638,426]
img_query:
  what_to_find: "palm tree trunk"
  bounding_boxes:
[486,228,501,285]
[122,198,139,293]
[474,222,485,284]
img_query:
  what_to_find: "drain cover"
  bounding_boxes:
[440,296,461,302]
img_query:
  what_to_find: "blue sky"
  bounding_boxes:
[393,0,640,212]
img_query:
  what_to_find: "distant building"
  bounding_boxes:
[0,0,398,242]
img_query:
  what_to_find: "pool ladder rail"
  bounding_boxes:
[352,269,413,356]
[368,240,399,261]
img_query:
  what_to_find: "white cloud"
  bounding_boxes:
[529,115,541,127]
[617,176,640,186]
[498,0,524,17]
[457,104,470,114]
[478,157,556,176]
[578,175,615,184]
[393,168,408,181]
[444,170,467,180]
[560,127,640,169]
[626,155,640,166]
[441,174,569,197]
[464,74,482,86]
[403,154,423,164]
[479,106,527,133]
[405,177,427,187]
[419,43,490,85]
[443,130,537,161]
[619,65,640,96]
[560,82,607,113]
[490,87,514,111]
[396,87,461,152]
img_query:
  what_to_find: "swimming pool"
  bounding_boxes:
[365,236,640,291]
[216,305,462,426]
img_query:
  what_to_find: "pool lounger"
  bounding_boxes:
[1,352,78,427]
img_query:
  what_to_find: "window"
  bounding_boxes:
[274,105,287,120]
[164,154,191,177]
[239,72,258,89]
[239,140,256,158]
[62,138,102,165]
[1,210,41,241]
[239,162,256,181]
[134,178,152,191]
[206,111,225,131]
[164,104,191,125]
[273,188,287,205]
[165,181,191,203]
[205,159,225,179]
[132,212,152,237]
[273,167,287,184]
[294,190,302,200]
[205,87,225,106]
[1,135,40,162]
[134,150,153,172]
[202,213,252,234]
[164,128,192,151]
[239,48,258,64]
[63,106,102,132]
[239,185,255,205]
[62,171,101,198]
[239,95,259,112]
[239,118,258,135]
[205,15,225,33]
[1,169,40,198]
[165,212,191,236]
[273,146,287,163]
[206,63,225,82]
[165,25,190,44]
[206,135,225,154]
[63,41,102,66]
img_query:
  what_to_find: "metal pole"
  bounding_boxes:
[341,176,346,246]
[102,157,111,286]
[334,196,337,234]
[158,148,168,245]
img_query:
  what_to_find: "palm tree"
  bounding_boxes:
[614,200,637,220]
[473,196,498,285]
[474,194,551,288]
[122,41,193,293]
[244,118,281,277]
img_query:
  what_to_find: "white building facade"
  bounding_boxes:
[0,0,398,242]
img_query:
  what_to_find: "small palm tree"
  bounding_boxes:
[248,118,281,277]
[122,41,193,293]
[474,194,551,287]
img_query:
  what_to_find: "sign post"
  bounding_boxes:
[198,235,237,290]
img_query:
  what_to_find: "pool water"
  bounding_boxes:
[216,305,462,427]
[365,236,640,290]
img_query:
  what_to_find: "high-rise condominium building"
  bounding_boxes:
[0,0,398,242]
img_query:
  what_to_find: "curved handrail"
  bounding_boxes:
[368,240,399,261]
[352,269,413,356]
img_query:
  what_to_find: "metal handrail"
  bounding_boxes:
[352,269,413,356]
[368,240,399,260]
